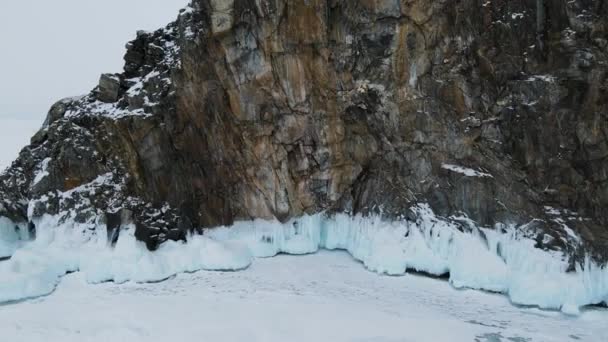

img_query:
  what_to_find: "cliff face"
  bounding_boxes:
[1,0,607,262]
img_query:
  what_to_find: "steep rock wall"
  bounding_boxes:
[1,0,607,263]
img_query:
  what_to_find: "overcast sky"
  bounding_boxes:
[0,0,188,121]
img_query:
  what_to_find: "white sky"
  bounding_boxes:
[0,0,189,121]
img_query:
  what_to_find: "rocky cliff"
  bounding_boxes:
[1,0,607,265]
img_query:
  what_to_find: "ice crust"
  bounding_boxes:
[0,205,607,314]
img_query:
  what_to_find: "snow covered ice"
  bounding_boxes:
[1,250,607,342]
[441,163,494,178]
[206,206,608,314]
[1,204,608,341]
[1,204,608,316]
[2,204,608,341]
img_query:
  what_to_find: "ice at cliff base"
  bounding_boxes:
[0,205,607,314]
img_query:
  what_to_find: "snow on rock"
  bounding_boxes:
[1,205,607,313]
[526,75,557,83]
[543,206,582,243]
[59,19,183,121]
[441,163,493,178]
[82,225,252,284]
[31,157,51,186]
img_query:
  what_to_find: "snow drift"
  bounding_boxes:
[0,205,607,314]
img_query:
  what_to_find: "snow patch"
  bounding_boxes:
[441,163,493,178]
[180,5,194,16]
[76,100,153,120]
[526,75,556,83]
[32,157,51,186]
[408,63,418,87]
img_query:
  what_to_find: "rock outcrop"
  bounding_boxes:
[1,0,607,264]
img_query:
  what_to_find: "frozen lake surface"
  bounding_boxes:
[1,250,605,342]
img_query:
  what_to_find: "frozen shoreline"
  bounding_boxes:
[1,205,607,313]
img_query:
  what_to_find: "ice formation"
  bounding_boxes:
[0,217,28,259]
[0,214,252,303]
[0,205,607,314]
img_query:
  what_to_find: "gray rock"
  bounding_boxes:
[97,74,121,103]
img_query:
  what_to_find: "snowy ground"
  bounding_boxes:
[1,251,605,342]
